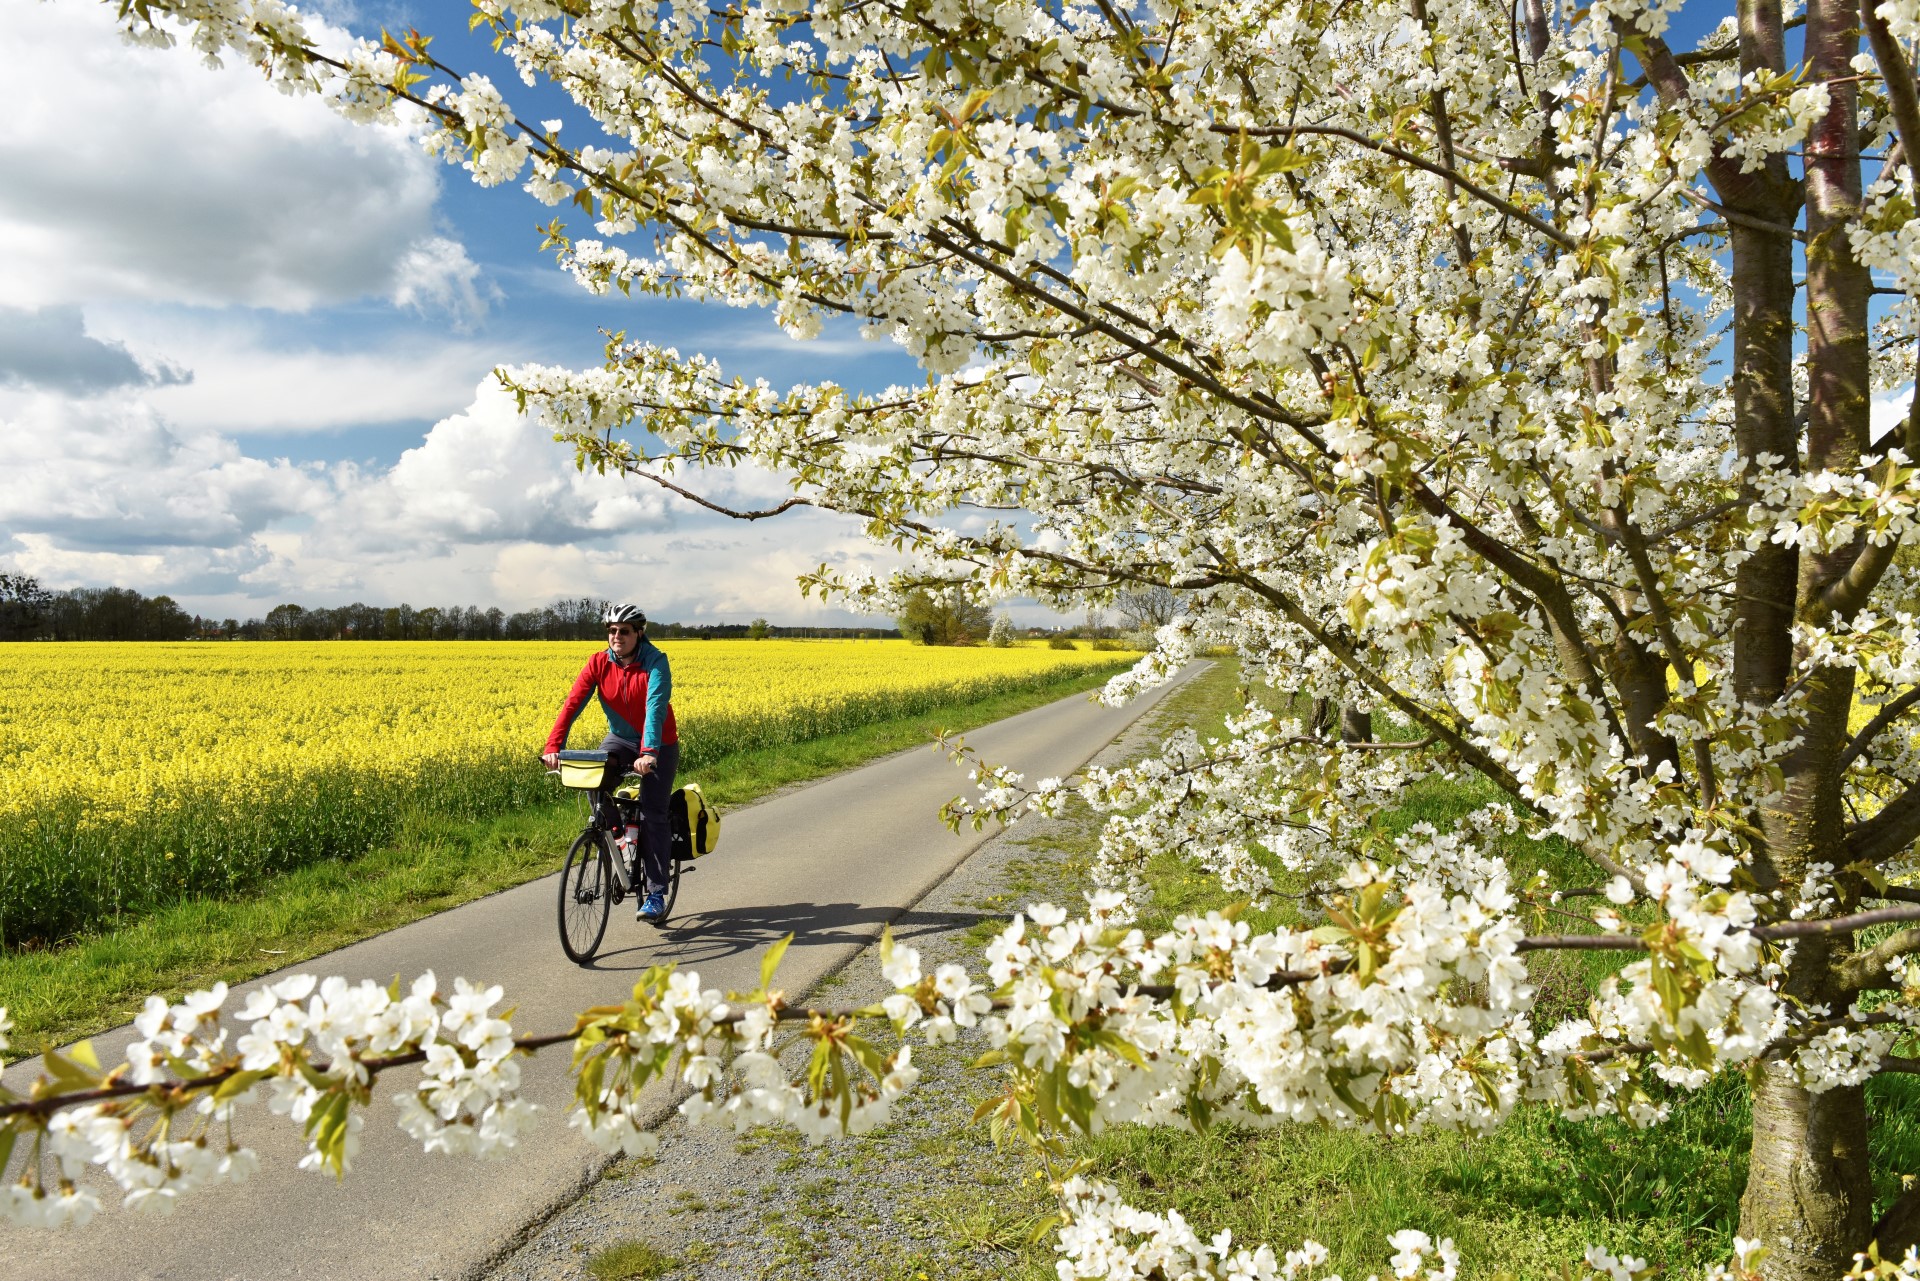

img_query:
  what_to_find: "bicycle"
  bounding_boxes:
[549,749,686,964]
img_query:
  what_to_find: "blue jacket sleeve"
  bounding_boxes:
[641,644,672,750]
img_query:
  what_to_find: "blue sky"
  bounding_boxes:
[0,0,927,625]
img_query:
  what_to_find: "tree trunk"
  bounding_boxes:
[1740,1068,1874,1280]
[1339,705,1372,744]
[1735,7,1879,1272]
[1873,1185,1920,1260]
[1307,697,1332,737]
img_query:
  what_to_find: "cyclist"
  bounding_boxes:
[541,603,680,921]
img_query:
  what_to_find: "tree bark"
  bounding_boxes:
[1731,11,1881,1268]
[1727,215,1800,709]
[1724,0,1800,709]
[1873,1185,1920,1260]
[1740,1067,1874,1280]
[1306,696,1333,737]
[1339,704,1372,744]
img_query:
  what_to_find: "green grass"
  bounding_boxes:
[935,662,1920,1278]
[586,1239,680,1280]
[1050,1070,1920,1278]
[0,667,1123,1059]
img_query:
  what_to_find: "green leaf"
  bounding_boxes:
[806,1037,833,1099]
[1847,860,1891,894]
[1329,1074,1371,1120]
[1471,1068,1502,1115]
[305,1091,352,1180]
[1085,1027,1148,1069]
[43,1045,103,1090]
[844,1034,888,1079]
[212,1069,269,1103]
[1254,145,1311,177]
[760,934,794,993]
[577,1052,609,1112]
[1649,954,1688,1021]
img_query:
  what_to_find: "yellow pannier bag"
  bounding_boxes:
[670,783,720,859]
[555,750,609,790]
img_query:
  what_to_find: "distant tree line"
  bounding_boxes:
[649,619,897,640]
[892,585,1181,646]
[0,576,899,642]
[1,583,200,642]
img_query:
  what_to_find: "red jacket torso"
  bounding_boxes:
[544,645,678,754]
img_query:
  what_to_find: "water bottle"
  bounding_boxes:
[615,824,640,885]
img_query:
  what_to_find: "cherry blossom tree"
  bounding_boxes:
[22,0,1920,1273]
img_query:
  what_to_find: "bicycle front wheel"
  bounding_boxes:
[558,829,613,964]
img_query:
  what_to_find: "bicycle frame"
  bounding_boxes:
[549,761,684,964]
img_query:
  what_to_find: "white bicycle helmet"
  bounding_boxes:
[603,603,646,628]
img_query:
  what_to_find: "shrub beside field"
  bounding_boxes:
[0,640,1136,949]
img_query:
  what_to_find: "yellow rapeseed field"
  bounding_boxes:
[0,639,1134,946]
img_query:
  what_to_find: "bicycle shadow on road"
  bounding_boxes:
[581,900,1001,971]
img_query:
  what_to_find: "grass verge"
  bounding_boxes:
[0,667,1120,1059]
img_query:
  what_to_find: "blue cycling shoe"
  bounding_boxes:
[637,891,666,922]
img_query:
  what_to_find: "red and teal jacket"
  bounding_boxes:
[544,640,678,755]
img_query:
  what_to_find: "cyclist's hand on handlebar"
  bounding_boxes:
[541,751,559,769]
[634,754,657,776]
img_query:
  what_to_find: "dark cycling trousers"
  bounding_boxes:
[598,735,679,896]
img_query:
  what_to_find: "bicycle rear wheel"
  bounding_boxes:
[558,829,613,964]
[654,854,682,925]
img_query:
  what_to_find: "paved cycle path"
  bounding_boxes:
[1,669,1197,1281]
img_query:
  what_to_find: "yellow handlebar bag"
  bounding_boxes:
[556,750,609,790]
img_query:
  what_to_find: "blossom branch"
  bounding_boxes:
[1840,927,1920,991]
[1845,781,1920,863]
[1839,685,1920,772]
[618,465,814,521]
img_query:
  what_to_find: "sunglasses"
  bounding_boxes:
[607,626,635,636]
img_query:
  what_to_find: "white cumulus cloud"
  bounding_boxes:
[0,376,891,620]
[0,1,485,320]
[93,310,501,434]
[323,377,674,546]
[0,391,330,552]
